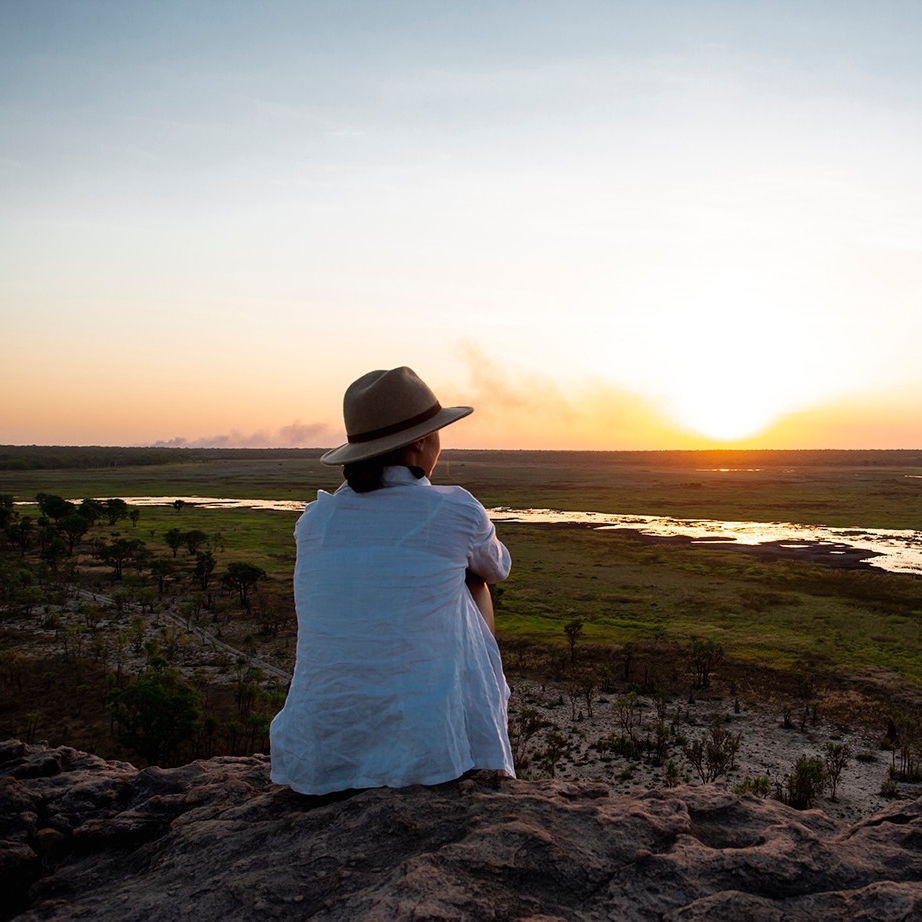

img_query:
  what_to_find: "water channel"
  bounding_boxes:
[114,496,922,577]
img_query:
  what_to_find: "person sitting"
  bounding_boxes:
[270,366,515,795]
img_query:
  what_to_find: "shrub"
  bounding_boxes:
[734,775,773,798]
[107,666,201,765]
[823,742,852,802]
[781,755,826,809]
[880,777,899,799]
[682,718,741,783]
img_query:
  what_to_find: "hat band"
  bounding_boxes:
[347,402,442,444]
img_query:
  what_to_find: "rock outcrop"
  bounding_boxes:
[3,739,922,921]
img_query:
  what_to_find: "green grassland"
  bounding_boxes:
[3,446,922,695]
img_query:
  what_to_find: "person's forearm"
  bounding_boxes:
[465,571,495,637]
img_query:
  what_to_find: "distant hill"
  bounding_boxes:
[1,444,920,471]
[0,446,327,471]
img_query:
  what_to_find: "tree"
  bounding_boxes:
[564,618,584,663]
[622,640,636,682]
[823,742,852,802]
[40,534,68,572]
[683,719,741,783]
[8,516,33,555]
[193,551,216,591]
[36,493,76,521]
[150,558,173,596]
[690,637,724,689]
[107,667,200,765]
[163,528,184,558]
[59,513,91,554]
[509,707,548,765]
[222,562,266,607]
[98,537,146,579]
[77,498,105,525]
[103,498,129,526]
[184,529,209,556]
[0,495,14,531]
[614,691,642,743]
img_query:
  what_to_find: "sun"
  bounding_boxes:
[666,387,782,443]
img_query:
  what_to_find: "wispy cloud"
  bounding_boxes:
[152,420,333,449]
[452,342,683,449]
[454,342,574,420]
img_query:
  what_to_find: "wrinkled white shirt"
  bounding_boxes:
[270,466,514,795]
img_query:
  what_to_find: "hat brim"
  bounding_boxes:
[320,406,473,466]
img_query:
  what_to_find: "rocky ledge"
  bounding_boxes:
[3,740,922,921]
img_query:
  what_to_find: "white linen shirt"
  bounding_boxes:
[269,466,514,795]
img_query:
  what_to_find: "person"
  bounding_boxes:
[270,366,515,795]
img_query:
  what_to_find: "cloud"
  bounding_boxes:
[151,420,334,449]
[451,342,684,449]
[454,342,574,419]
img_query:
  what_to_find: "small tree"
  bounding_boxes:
[0,494,15,531]
[782,755,827,809]
[823,741,852,802]
[98,537,146,580]
[163,528,185,558]
[103,498,129,526]
[36,493,76,521]
[107,667,200,765]
[193,551,217,591]
[59,513,91,554]
[683,718,741,783]
[8,516,33,555]
[78,498,105,525]
[622,640,636,682]
[690,637,723,689]
[540,731,573,778]
[150,558,173,596]
[509,707,548,765]
[614,691,643,743]
[184,529,209,556]
[890,711,921,781]
[222,562,266,607]
[564,618,584,663]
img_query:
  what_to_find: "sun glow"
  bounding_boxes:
[666,388,782,443]
[607,262,860,446]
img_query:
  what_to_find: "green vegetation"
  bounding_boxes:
[2,446,922,770]
[108,665,201,764]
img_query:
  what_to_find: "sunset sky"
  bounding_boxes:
[3,1,921,450]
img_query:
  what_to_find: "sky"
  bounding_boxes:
[2,0,921,451]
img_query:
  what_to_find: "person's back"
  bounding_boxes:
[269,369,515,795]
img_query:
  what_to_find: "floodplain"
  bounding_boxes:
[2,446,922,775]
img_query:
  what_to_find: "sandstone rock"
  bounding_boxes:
[3,740,922,921]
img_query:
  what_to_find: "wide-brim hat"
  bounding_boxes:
[320,366,473,466]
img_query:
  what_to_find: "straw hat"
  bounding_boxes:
[320,367,473,466]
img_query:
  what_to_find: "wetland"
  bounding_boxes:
[2,446,922,814]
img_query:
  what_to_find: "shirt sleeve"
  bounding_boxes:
[467,501,511,583]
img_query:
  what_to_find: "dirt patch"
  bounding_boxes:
[506,671,915,823]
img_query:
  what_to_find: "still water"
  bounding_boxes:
[117,496,922,577]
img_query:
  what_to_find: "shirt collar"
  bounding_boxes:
[334,465,431,495]
[381,465,431,487]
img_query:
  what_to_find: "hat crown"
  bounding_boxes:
[320,366,472,466]
[343,367,440,444]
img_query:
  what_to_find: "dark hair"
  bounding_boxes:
[344,449,424,493]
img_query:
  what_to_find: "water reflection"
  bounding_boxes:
[119,496,307,513]
[489,507,922,576]
[114,496,922,577]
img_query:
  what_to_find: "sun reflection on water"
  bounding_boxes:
[64,496,922,578]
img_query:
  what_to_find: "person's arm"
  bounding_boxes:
[465,570,495,637]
